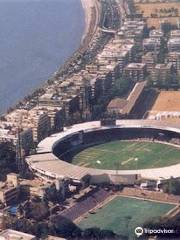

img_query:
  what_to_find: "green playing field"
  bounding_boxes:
[79,196,175,239]
[72,140,180,170]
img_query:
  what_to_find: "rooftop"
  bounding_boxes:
[0,229,36,240]
[150,29,163,37]
[168,38,180,44]
[143,38,161,44]
[26,120,180,181]
[155,63,172,70]
[168,51,180,56]
[107,82,147,115]
[170,30,180,37]
[107,98,127,110]
[125,63,146,69]
[46,236,66,240]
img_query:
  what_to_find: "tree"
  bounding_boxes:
[111,76,131,99]
[161,23,174,36]
[24,199,50,221]
[0,142,16,171]
[49,215,81,238]
[162,178,180,195]
[157,38,167,64]
[81,227,125,239]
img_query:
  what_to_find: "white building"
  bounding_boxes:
[0,229,36,240]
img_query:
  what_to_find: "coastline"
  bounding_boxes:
[80,0,94,42]
[0,0,98,117]
[80,0,98,43]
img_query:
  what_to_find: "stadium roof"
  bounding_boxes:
[37,120,180,153]
[24,120,180,181]
[37,121,101,153]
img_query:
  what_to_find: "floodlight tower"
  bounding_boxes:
[15,113,24,176]
[177,19,180,29]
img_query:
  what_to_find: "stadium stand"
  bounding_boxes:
[61,188,111,221]
[26,120,180,181]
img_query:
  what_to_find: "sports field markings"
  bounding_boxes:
[79,196,175,238]
[121,158,134,165]
[134,143,151,152]
[72,140,180,170]
[81,163,90,167]
[96,141,139,153]
[143,148,151,152]
[93,148,116,154]
[78,162,90,167]
[77,162,85,166]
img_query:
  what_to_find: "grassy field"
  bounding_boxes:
[79,196,175,239]
[135,2,180,27]
[72,140,180,170]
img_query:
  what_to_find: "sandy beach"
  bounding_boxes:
[80,0,98,42]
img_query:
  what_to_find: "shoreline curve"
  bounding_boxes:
[1,0,99,117]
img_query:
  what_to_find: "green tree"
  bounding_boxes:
[0,142,16,171]
[24,199,50,221]
[49,215,81,238]
[111,76,131,98]
[162,178,180,195]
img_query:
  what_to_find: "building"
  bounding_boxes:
[107,81,147,116]
[62,94,80,122]
[149,29,164,39]
[0,174,19,206]
[0,213,5,231]
[38,93,63,108]
[143,38,161,52]
[0,128,17,145]
[168,38,180,52]
[167,52,180,74]
[46,236,66,240]
[120,44,135,62]
[20,179,53,198]
[107,98,127,115]
[85,64,99,74]
[29,110,51,143]
[119,20,146,42]
[142,52,158,73]
[7,173,19,187]
[19,128,34,154]
[33,106,65,132]
[89,77,103,103]
[125,63,147,82]
[2,108,51,144]
[170,30,180,38]
[151,63,174,85]
[117,50,129,73]
[0,122,33,153]
[0,229,36,240]
[70,76,92,120]
[96,39,130,76]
